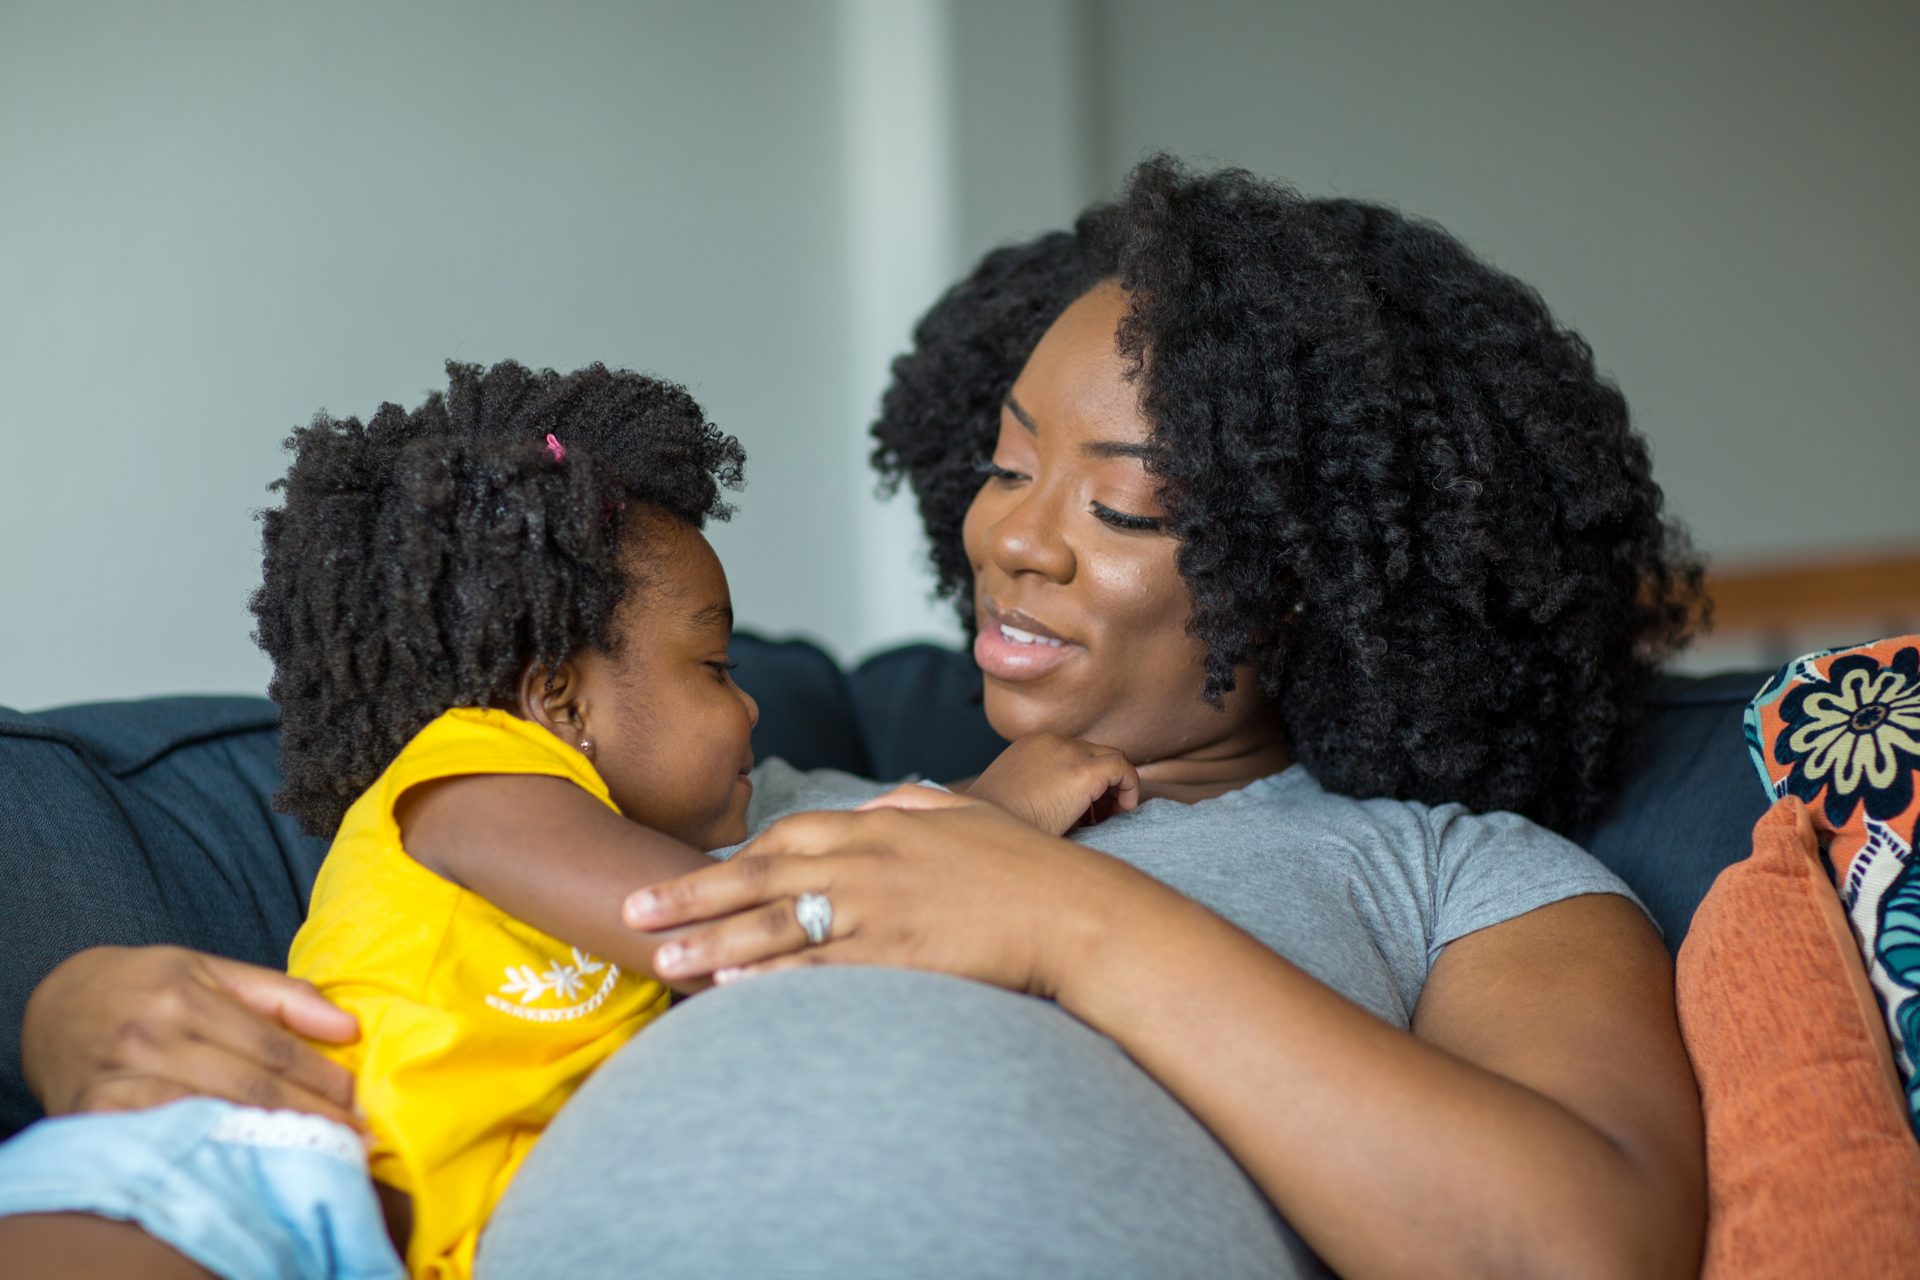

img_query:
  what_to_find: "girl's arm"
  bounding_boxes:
[397,773,719,985]
[624,797,1704,1280]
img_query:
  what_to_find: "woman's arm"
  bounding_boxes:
[1062,876,1703,1280]
[624,797,1704,1280]
[23,777,723,1122]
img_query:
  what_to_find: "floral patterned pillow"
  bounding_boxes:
[1746,636,1920,1138]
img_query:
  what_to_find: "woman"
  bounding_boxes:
[15,159,1706,1278]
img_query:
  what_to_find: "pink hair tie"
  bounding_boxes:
[544,433,567,462]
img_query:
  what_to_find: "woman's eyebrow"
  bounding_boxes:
[1004,394,1038,434]
[1005,393,1151,461]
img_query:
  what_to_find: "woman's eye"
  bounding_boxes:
[972,455,1025,483]
[706,659,738,681]
[1091,503,1166,533]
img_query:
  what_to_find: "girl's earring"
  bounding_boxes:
[577,738,593,757]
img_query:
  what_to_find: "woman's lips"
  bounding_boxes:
[974,611,1083,682]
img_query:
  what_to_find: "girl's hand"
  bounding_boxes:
[21,946,364,1131]
[622,791,1159,995]
[963,733,1141,834]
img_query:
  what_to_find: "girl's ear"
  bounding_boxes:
[515,659,585,739]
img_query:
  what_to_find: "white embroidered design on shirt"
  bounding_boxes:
[486,947,622,1022]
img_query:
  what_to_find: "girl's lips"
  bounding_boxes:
[974,624,1082,682]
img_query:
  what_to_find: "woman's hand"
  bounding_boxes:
[21,946,364,1130]
[622,790,1160,995]
[965,732,1140,834]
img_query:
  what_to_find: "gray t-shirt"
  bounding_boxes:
[737,757,1644,1027]
[481,760,1644,1280]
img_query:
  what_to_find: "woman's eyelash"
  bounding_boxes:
[972,455,1022,481]
[973,453,1160,531]
[1091,504,1165,533]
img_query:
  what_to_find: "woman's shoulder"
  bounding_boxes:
[1310,776,1653,955]
[1257,765,1592,864]
[1164,765,1641,936]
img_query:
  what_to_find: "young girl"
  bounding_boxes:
[0,359,1138,1280]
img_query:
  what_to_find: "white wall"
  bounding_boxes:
[1088,0,1920,569]
[841,0,1101,649]
[4,1,1913,708]
[0,0,1111,710]
[0,1,872,707]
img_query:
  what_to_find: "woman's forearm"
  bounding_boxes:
[1050,870,1697,1280]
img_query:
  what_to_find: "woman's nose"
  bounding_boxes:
[737,683,760,729]
[988,489,1074,583]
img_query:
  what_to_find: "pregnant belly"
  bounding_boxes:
[478,968,1324,1280]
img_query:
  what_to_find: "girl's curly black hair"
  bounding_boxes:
[251,359,745,836]
[873,157,1704,832]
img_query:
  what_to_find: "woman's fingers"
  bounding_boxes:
[84,1038,363,1132]
[651,894,833,980]
[1111,753,1142,811]
[623,816,863,929]
[713,940,860,986]
[176,978,360,1115]
[200,954,360,1045]
[64,1073,201,1117]
[855,783,972,813]
[19,945,364,1128]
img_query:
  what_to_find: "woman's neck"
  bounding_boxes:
[1134,732,1293,805]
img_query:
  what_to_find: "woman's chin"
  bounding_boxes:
[982,683,1078,744]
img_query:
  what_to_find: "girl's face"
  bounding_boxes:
[570,518,759,850]
[961,280,1278,767]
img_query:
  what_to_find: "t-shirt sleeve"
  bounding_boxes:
[1425,805,1653,965]
[383,708,613,809]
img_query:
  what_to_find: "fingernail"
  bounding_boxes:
[714,967,746,985]
[655,943,686,972]
[626,891,658,919]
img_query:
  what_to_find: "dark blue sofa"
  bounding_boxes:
[0,635,1771,1139]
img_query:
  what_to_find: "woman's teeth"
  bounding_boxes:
[1000,623,1064,648]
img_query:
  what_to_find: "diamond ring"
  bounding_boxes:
[794,892,834,946]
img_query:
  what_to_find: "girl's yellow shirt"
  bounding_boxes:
[287,708,670,1280]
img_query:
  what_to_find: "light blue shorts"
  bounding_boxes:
[0,1098,404,1280]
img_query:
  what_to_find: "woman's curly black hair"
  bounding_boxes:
[873,156,1704,832]
[251,359,745,836]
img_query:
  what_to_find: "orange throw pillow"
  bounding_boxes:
[1676,797,1920,1276]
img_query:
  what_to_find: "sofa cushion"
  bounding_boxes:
[1571,671,1776,946]
[0,696,326,1138]
[848,643,1006,784]
[733,634,871,779]
[1745,636,1920,1135]
[1676,797,1920,1277]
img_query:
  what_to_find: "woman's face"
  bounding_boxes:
[961,281,1278,767]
